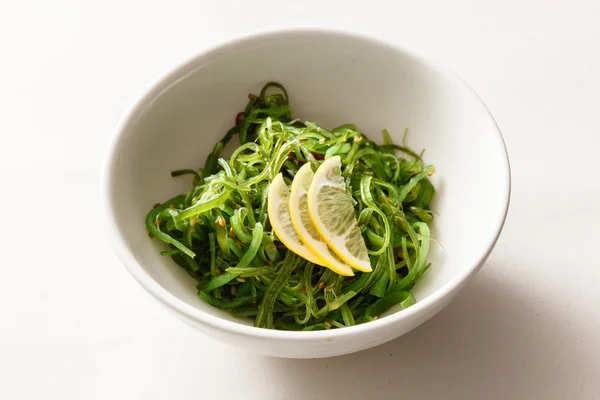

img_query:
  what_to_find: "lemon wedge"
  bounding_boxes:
[307,156,372,272]
[267,173,321,265]
[289,163,354,276]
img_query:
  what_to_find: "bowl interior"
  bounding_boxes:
[106,31,509,327]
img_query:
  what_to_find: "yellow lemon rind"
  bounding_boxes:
[289,163,354,276]
[306,156,372,273]
[267,173,322,265]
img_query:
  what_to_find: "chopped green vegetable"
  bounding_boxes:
[145,82,436,330]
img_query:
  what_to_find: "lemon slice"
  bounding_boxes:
[307,156,372,272]
[267,173,321,265]
[289,163,354,276]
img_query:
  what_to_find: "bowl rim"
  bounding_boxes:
[102,27,511,341]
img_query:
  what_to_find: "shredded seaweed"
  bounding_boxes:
[145,82,436,329]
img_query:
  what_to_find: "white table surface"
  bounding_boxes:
[1,1,599,399]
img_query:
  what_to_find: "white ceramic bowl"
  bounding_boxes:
[103,29,510,358]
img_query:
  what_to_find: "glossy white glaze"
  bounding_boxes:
[103,29,510,358]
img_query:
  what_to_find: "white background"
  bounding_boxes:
[1,1,599,399]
